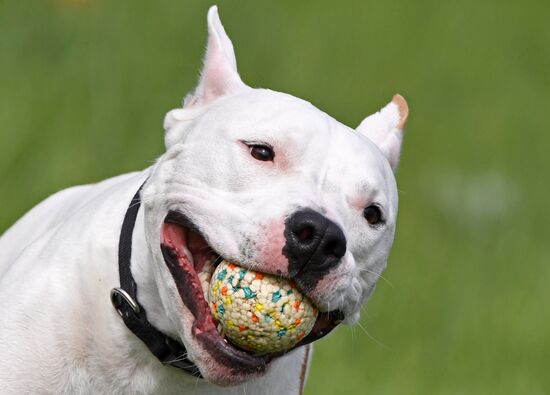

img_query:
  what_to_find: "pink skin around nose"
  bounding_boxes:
[308,263,350,306]
[255,218,289,275]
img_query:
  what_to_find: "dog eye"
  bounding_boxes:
[363,205,383,225]
[250,144,275,162]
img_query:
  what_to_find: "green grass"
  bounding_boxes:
[1,0,549,393]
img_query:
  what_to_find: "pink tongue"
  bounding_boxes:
[187,229,213,273]
[163,223,212,272]
[162,223,189,262]
[161,223,218,333]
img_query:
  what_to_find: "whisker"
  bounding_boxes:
[348,325,357,358]
[163,352,192,365]
[195,245,216,255]
[360,304,372,319]
[355,321,387,349]
[356,267,394,288]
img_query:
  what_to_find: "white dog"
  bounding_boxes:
[0,6,409,394]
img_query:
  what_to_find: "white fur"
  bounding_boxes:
[0,6,408,394]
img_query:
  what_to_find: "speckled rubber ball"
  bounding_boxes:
[208,260,318,354]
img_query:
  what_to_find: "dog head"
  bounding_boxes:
[142,6,408,386]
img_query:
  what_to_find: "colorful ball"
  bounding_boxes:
[208,260,318,354]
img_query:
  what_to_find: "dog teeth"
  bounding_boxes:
[198,272,212,300]
[202,259,216,275]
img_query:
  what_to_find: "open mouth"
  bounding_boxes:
[160,210,343,376]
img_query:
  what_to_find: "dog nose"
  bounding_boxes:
[284,209,346,278]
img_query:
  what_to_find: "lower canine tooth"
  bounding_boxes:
[198,272,211,300]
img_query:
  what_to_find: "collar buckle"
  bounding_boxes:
[110,287,141,317]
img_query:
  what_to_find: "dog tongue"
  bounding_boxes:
[186,231,213,273]
[162,223,213,273]
[162,223,190,263]
[161,223,216,330]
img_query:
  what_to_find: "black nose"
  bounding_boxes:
[284,208,346,280]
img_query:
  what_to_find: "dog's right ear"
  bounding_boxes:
[164,6,247,146]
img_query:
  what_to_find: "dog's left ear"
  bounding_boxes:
[356,94,409,172]
[164,6,247,136]
[184,6,247,108]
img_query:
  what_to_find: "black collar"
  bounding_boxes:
[110,182,202,378]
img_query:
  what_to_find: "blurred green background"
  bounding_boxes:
[1,0,549,394]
